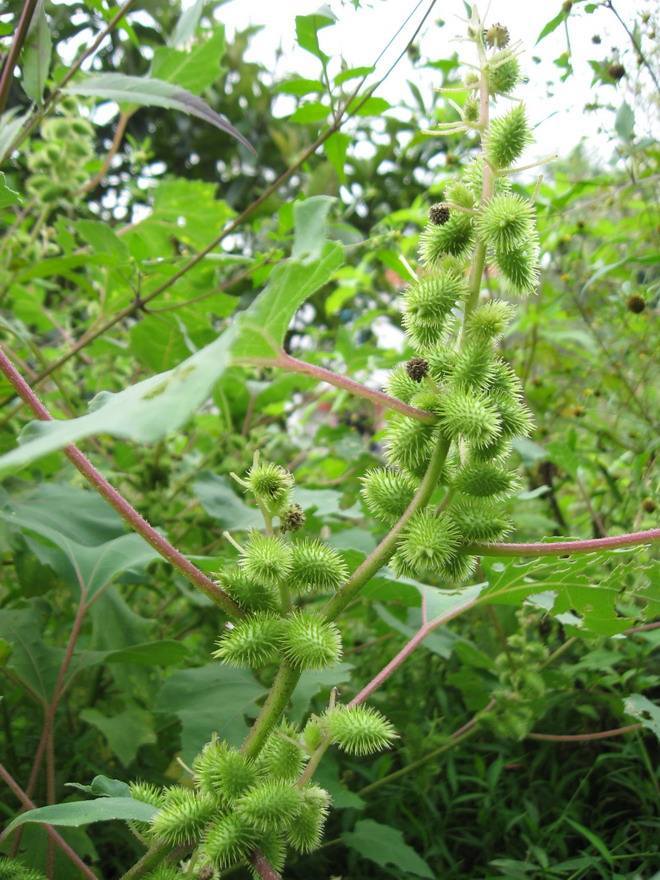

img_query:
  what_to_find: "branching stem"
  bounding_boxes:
[274,352,436,423]
[0,347,242,618]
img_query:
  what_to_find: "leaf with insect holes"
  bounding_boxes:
[480,548,658,635]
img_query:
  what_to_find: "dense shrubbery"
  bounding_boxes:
[0,2,657,879]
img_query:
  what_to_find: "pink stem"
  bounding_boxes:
[0,347,242,618]
[250,850,282,880]
[472,529,659,557]
[274,352,436,424]
[0,763,98,880]
[349,597,477,706]
[528,723,642,742]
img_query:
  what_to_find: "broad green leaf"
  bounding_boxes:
[348,96,391,117]
[21,0,52,104]
[169,0,205,47]
[130,314,191,373]
[1,508,159,600]
[103,640,189,667]
[314,753,365,810]
[75,220,129,262]
[0,604,63,703]
[536,10,567,45]
[0,198,342,474]
[342,819,434,878]
[276,78,325,96]
[80,706,156,765]
[194,472,263,530]
[1,797,157,838]
[0,172,20,208]
[295,11,335,64]
[151,26,226,95]
[615,101,634,143]
[155,664,267,761]
[289,101,331,124]
[334,65,374,85]
[0,328,239,470]
[324,131,350,183]
[65,73,253,152]
[624,693,660,740]
[5,482,126,545]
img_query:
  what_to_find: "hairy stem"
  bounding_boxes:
[322,438,450,622]
[0,0,39,114]
[527,723,642,742]
[471,528,659,557]
[241,665,301,759]
[0,347,242,617]
[249,850,282,880]
[349,595,478,706]
[119,841,172,880]
[274,352,436,423]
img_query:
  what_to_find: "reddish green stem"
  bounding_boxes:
[274,352,436,423]
[0,347,242,618]
[472,529,659,557]
[0,0,39,114]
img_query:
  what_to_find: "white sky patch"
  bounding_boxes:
[207,0,656,163]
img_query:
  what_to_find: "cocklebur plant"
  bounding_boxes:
[2,8,655,880]
[123,456,395,877]
[129,13,543,876]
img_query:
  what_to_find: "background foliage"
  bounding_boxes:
[0,1,658,878]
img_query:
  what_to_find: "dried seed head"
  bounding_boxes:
[608,62,625,81]
[429,203,450,225]
[280,503,306,532]
[485,23,510,48]
[405,357,429,382]
[627,294,645,313]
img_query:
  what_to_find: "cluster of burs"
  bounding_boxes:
[26,104,95,207]
[363,24,537,587]
[128,462,395,877]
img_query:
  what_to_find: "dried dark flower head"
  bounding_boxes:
[405,357,429,382]
[608,63,625,81]
[627,294,645,313]
[280,503,306,532]
[429,203,450,225]
[642,498,656,513]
